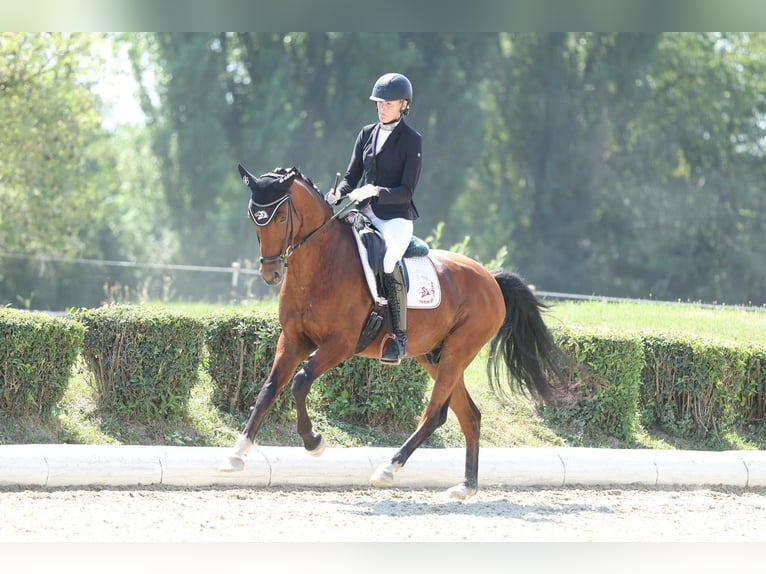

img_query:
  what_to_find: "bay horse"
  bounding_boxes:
[220,164,570,499]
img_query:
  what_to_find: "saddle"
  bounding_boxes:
[344,210,442,354]
[346,210,440,306]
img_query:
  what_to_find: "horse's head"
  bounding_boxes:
[238,163,332,285]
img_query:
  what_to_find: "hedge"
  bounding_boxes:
[314,357,428,430]
[547,326,766,442]
[742,347,766,425]
[203,309,430,429]
[202,310,294,420]
[640,334,748,437]
[552,327,645,441]
[0,308,84,416]
[69,305,205,419]
[3,304,765,445]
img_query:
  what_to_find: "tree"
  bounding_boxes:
[596,33,766,304]
[0,33,105,255]
[470,33,661,293]
[123,32,766,306]
[0,33,175,309]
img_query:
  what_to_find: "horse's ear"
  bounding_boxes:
[238,163,256,190]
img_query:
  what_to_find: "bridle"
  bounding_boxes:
[249,196,295,266]
[250,178,356,267]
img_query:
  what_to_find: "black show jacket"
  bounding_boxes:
[336,119,421,221]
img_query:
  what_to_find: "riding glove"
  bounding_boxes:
[325,188,341,205]
[347,184,379,203]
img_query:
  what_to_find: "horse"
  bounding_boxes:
[219,164,572,499]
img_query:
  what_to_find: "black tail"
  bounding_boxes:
[486,271,565,406]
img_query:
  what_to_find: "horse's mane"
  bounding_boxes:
[272,166,324,199]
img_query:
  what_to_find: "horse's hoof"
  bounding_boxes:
[445,484,477,500]
[218,456,245,472]
[307,435,327,457]
[370,463,395,487]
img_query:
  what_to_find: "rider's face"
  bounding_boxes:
[376,99,406,124]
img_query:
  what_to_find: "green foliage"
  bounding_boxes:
[70,305,204,419]
[0,308,84,415]
[130,31,766,307]
[0,33,105,256]
[549,327,645,441]
[314,357,429,431]
[741,348,766,425]
[0,33,176,311]
[541,310,766,445]
[424,221,508,270]
[640,335,749,438]
[202,308,431,429]
[2,299,766,451]
[129,32,497,271]
[202,309,293,421]
[0,33,103,191]
[6,33,766,310]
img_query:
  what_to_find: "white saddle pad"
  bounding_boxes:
[350,225,441,309]
[403,256,441,308]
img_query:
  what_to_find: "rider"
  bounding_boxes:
[327,72,422,365]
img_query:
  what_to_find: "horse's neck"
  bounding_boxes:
[281,220,361,297]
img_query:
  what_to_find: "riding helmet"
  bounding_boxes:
[369,73,413,103]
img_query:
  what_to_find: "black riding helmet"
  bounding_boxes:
[370,73,412,117]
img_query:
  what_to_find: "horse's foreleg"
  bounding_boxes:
[220,339,309,473]
[219,433,253,472]
[219,371,285,472]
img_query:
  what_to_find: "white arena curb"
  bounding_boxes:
[1,444,765,489]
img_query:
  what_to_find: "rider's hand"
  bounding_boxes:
[325,187,341,205]
[347,184,379,203]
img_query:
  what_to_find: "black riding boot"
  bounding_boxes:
[381,264,408,365]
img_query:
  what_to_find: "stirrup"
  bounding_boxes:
[380,333,406,365]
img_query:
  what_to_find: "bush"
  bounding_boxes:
[202,310,294,420]
[314,357,429,430]
[203,309,430,429]
[0,308,84,416]
[70,305,204,419]
[741,347,766,426]
[640,335,746,437]
[550,327,645,441]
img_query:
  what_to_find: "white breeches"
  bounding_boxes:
[362,207,413,273]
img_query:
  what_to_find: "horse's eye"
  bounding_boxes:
[277,214,288,224]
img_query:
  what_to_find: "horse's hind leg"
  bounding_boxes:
[442,380,481,499]
[370,354,481,499]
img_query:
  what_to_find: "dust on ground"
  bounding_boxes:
[2,483,765,542]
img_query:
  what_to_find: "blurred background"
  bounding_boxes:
[2,32,766,310]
